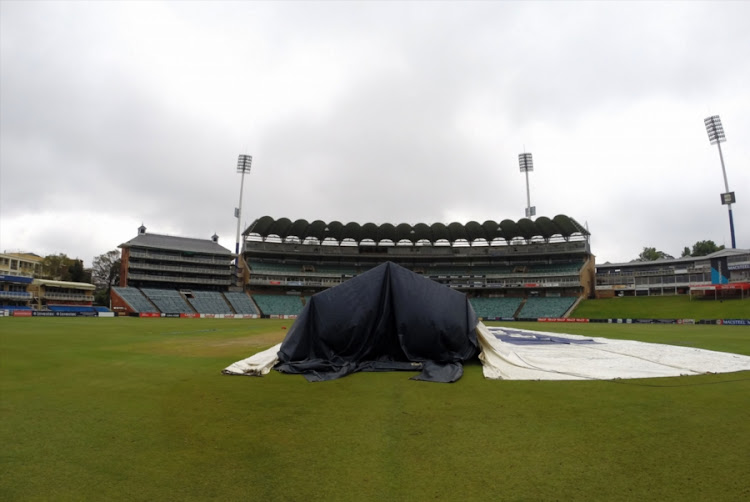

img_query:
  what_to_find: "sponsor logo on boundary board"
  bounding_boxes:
[3,311,747,324]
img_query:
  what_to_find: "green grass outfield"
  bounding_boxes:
[572,294,750,320]
[2,317,750,501]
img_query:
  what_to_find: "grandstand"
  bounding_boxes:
[111,286,158,313]
[469,297,523,319]
[517,297,577,319]
[111,225,240,315]
[242,215,594,319]
[223,292,259,315]
[251,294,304,316]
[596,248,750,298]
[140,288,194,314]
[118,224,235,290]
[186,290,233,314]
[0,274,34,310]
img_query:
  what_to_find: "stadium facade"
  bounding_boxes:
[596,248,750,299]
[241,214,596,320]
[111,225,259,316]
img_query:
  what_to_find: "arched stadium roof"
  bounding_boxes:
[243,215,589,245]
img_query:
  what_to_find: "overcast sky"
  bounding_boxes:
[1,1,748,267]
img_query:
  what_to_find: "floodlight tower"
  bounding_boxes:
[235,154,253,273]
[704,115,736,248]
[519,152,535,218]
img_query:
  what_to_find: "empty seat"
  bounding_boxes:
[223,292,259,315]
[251,294,303,316]
[140,288,194,314]
[469,297,523,318]
[112,286,158,313]
[518,297,577,318]
[188,290,233,314]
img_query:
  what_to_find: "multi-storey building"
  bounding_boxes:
[595,248,750,297]
[118,225,234,290]
[0,252,43,277]
[111,225,249,315]
[241,215,595,319]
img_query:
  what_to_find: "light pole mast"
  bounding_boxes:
[235,154,253,277]
[704,115,736,248]
[518,152,535,219]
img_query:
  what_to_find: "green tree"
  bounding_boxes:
[41,253,75,280]
[680,246,691,258]
[638,247,673,261]
[67,259,88,283]
[690,240,724,257]
[92,250,121,305]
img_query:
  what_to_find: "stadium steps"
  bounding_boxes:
[141,288,195,314]
[251,294,304,316]
[112,286,159,313]
[186,290,233,314]
[223,291,260,315]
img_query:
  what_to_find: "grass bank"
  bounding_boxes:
[572,294,750,319]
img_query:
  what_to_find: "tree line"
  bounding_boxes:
[34,250,120,305]
[637,240,725,262]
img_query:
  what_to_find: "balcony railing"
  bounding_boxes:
[43,292,93,301]
[129,249,233,266]
[127,273,232,286]
[128,261,232,276]
[0,291,32,299]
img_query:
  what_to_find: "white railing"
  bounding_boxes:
[127,273,232,285]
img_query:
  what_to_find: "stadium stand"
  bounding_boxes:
[252,294,304,316]
[248,262,302,274]
[113,225,239,314]
[517,297,577,319]
[469,297,523,319]
[112,286,158,313]
[242,215,595,319]
[223,292,259,315]
[187,290,233,314]
[596,248,750,297]
[141,288,194,314]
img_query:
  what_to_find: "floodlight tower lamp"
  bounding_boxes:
[235,154,253,270]
[518,152,535,219]
[704,115,736,249]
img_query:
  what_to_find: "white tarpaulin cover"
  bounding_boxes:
[224,323,750,381]
[223,343,281,377]
[477,324,750,380]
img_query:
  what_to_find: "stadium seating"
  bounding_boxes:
[427,266,470,276]
[466,265,514,276]
[517,297,577,319]
[469,297,523,318]
[310,265,358,276]
[528,263,582,274]
[112,286,158,313]
[141,288,194,314]
[249,262,302,274]
[187,290,233,314]
[252,294,304,316]
[223,292,259,315]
